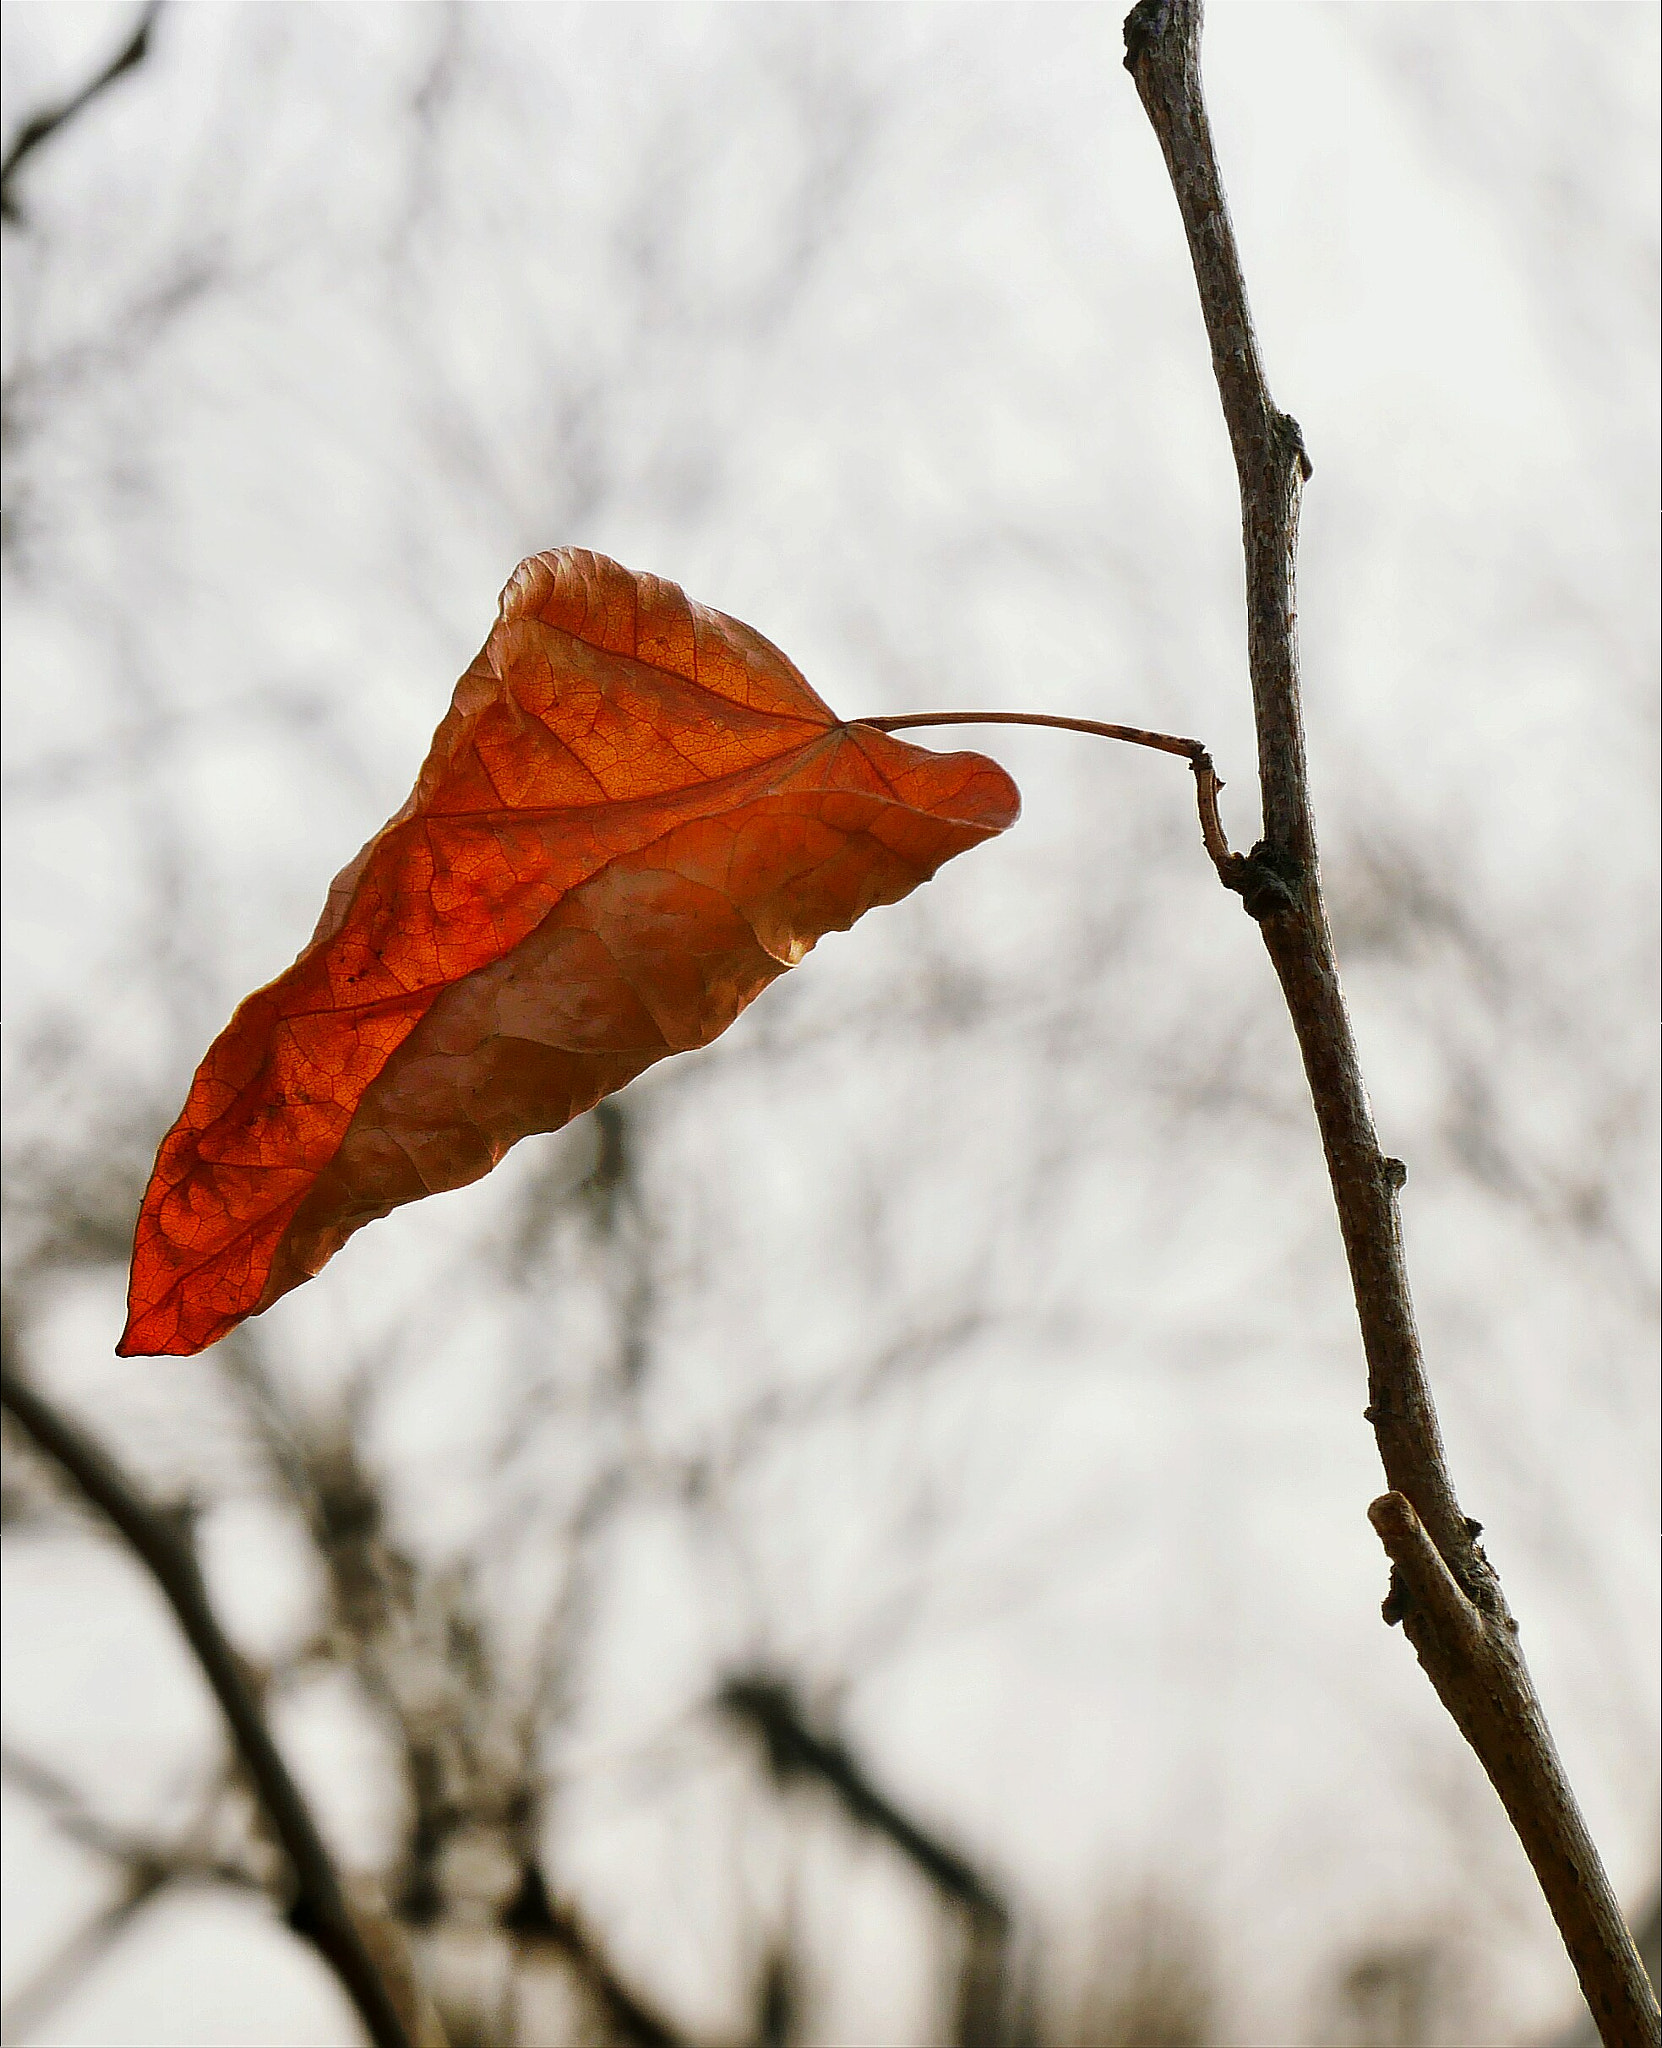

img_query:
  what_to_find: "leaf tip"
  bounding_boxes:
[116,1290,210,1360]
[115,1310,166,1359]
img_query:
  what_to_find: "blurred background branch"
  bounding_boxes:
[0,1358,423,2048]
[0,0,161,225]
[719,1673,1016,2047]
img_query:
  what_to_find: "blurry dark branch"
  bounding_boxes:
[244,1400,488,1934]
[265,1388,549,1941]
[0,2,163,224]
[221,1345,688,2048]
[1,1873,168,2043]
[506,1099,655,1358]
[1122,4,1658,2043]
[0,1359,419,2048]
[749,1944,798,2048]
[500,1860,690,2048]
[721,1675,1003,1914]
[2,1120,153,1284]
[0,1748,261,2041]
[581,1099,654,1388]
[719,1675,1015,2048]
[0,1744,255,1886]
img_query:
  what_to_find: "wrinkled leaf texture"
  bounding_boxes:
[120,550,1019,1356]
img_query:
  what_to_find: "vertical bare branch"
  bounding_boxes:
[1120,5,1659,2043]
[0,1360,420,2048]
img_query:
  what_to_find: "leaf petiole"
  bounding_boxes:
[856,710,1241,883]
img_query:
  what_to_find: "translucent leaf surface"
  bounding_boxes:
[120,551,1019,1356]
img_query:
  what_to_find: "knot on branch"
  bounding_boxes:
[1277,411,1314,483]
[1122,0,1181,72]
[1228,841,1304,920]
[1459,1540,1513,1630]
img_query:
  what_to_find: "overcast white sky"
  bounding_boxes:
[2,6,1657,2045]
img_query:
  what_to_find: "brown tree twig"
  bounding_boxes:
[1120,5,1658,2043]
[0,1359,420,2048]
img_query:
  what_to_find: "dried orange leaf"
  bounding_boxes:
[120,550,1019,1356]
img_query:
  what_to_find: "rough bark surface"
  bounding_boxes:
[1122,5,1659,2042]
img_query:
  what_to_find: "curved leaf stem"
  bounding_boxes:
[856,710,1241,882]
[860,708,1200,758]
